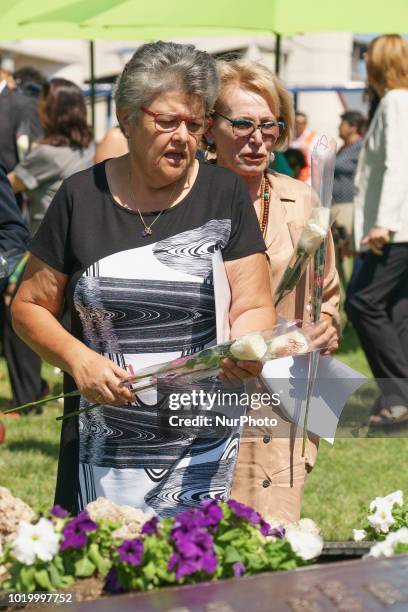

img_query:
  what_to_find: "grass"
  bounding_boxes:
[1,322,408,540]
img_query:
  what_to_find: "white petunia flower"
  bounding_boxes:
[385,490,404,508]
[367,539,395,559]
[12,518,59,565]
[369,490,403,513]
[230,333,268,361]
[367,527,408,559]
[297,518,320,535]
[367,506,395,534]
[353,529,367,542]
[285,524,323,561]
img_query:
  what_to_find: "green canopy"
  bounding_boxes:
[14,0,408,38]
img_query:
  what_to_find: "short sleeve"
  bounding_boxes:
[29,180,74,275]
[222,175,266,261]
[14,145,60,191]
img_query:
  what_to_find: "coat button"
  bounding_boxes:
[263,435,271,444]
[262,479,270,488]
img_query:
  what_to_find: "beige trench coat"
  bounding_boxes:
[231,171,340,523]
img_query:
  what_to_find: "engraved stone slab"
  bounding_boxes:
[40,555,408,611]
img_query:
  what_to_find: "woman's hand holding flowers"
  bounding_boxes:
[308,313,339,355]
[70,349,134,406]
[218,358,263,388]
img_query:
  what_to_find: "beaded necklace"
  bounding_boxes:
[258,171,271,238]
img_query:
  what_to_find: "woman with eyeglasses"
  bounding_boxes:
[207,59,340,523]
[11,42,275,517]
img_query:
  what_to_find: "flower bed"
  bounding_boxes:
[0,489,323,599]
[2,487,408,604]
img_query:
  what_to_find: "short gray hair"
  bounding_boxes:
[115,41,219,122]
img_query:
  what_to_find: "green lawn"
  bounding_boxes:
[1,323,407,540]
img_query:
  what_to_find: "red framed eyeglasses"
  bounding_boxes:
[141,106,211,136]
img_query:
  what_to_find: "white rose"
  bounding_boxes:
[12,518,59,565]
[367,506,395,534]
[285,524,323,561]
[230,333,267,361]
[297,207,330,255]
[266,330,308,359]
[353,529,367,542]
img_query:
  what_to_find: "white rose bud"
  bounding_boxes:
[230,333,268,361]
[266,330,308,359]
[297,207,330,255]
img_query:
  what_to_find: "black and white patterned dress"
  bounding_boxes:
[30,161,265,517]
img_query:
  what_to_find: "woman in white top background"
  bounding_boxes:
[345,34,408,426]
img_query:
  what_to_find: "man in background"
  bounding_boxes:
[13,66,46,155]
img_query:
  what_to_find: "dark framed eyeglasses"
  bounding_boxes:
[212,110,286,139]
[141,106,211,136]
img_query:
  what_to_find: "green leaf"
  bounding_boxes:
[34,568,54,591]
[48,561,62,588]
[60,574,74,587]
[74,556,96,577]
[19,565,36,592]
[88,542,111,577]
[224,546,242,564]
[142,561,156,581]
[217,528,243,542]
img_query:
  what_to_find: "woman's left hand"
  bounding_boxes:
[309,313,339,355]
[218,358,263,388]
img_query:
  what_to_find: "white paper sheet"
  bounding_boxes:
[261,355,367,443]
[212,249,231,343]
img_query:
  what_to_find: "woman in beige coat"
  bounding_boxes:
[208,59,340,522]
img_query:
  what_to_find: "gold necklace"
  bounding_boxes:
[137,208,164,237]
[128,171,182,238]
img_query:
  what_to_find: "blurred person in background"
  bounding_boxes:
[0,164,29,438]
[345,34,408,427]
[8,78,95,235]
[0,66,28,175]
[4,78,95,413]
[332,111,366,240]
[13,66,47,156]
[207,59,340,522]
[289,111,318,183]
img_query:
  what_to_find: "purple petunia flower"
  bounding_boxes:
[50,504,70,519]
[269,525,286,539]
[141,516,159,536]
[227,499,261,526]
[60,511,98,550]
[168,507,218,581]
[117,539,143,566]
[260,518,271,536]
[200,499,223,528]
[104,566,122,594]
[233,561,246,577]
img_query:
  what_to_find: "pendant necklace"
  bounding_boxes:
[128,170,182,238]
